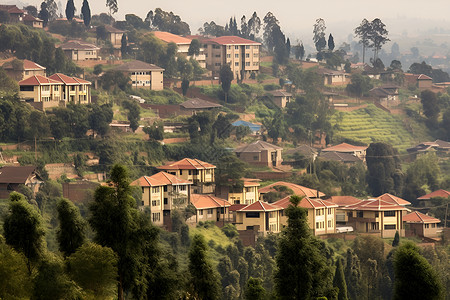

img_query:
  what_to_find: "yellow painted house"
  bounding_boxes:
[131,172,192,228]
[114,60,164,91]
[59,40,100,61]
[274,196,338,236]
[189,194,232,224]
[48,73,91,104]
[234,201,282,235]
[217,178,260,205]
[157,158,216,194]
[18,75,63,111]
[3,59,46,80]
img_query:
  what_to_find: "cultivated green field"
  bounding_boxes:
[331,104,431,152]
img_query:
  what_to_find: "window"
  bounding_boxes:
[245,187,252,192]
[207,209,213,215]
[235,54,239,58]
[215,63,221,66]
[227,45,231,49]
[141,200,144,206]
[328,220,332,227]
[328,208,333,215]
[316,222,320,229]
[246,212,260,218]
[384,224,396,230]
[226,54,231,58]
[425,224,430,228]
[199,209,203,215]
[235,46,239,49]
[235,62,239,66]
[384,211,395,217]
[179,185,187,191]
[20,86,34,91]
[431,223,436,228]
[152,213,160,222]
[357,211,364,218]
[253,62,258,66]
[375,212,379,218]
[54,85,59,91]
[151,200,160,206]
[215,54,221,57]
[245,62,250,66]
[42,86,50,91]
[253,155,258,160]
[245,53,250,58]
[152,187,160,193]
[164,198,168,205]
[163,186,168,192]
[245,45,250,49]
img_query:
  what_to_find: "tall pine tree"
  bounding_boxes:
[65,0,75,21]
[333,258,348,300]
[81,0,91,27]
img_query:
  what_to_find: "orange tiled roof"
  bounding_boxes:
[238,200,281,212]
[191,194,231,209]
[326,196,362,207]
[242,178,261,187]
[23,59,45,70]
[417,189,450,200]
[131,171,192,187]
[376,193,411,206]
[322,143,367,153]
[340,198,408,211]
[418,74,432,80]
[259,181,325,198]
[274,196,338,209]
[49,73,91,85]
[205,35,261,45]
[153,31,192,44]
[403,211,440,224]
[157,158,216,170]
[19,75,62,86]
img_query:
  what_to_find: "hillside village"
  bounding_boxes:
[0,2,449,300]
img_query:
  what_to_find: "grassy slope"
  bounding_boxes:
[331,104,433,152]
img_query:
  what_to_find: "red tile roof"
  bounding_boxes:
[131,171,192,187]
[191,194,231,209]
[23,59,45,70]
[19,75,62,86]
[238,200,281,212]
[242,178,261,187]
[340,199,408,211]
[326,196,362,207]
[49,73,91,85]
[274,196,338,209]
[403,211,440,224]
[376,193,411,206]
[157,158,216,170]
[322,142,367,153]
[205,36,261,45]
[417,189,450,200]
[259,181,325,198]
[153,31,192,44]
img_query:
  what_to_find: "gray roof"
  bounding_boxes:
[114,60,164,72]
[59,40,100,50]
[283,144,318,157]
[234,140,283,153]
[319,151,361,163]
[180,98,222,109]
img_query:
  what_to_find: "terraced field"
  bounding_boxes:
[331,104,428,152]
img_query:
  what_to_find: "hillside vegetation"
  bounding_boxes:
[331,105,433,152]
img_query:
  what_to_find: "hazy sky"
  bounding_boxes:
[19,0,450,44]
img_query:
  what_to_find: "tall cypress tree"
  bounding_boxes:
[56,197,86,257]
[65,0,75,21]
[81,0,91,27]
[333,258,348,300]
[188,234,221,300]
[274,195,333,299]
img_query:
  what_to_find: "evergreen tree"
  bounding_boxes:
[333,258,348,300]
[3,194,45,274]
[65,0,75,21]
[188,234,221,300]
[38,2,49,27]
[120,33,127,56]
[56,197,87,256]
[394,242,443,300]
[219,64,233,103]
[0,241,32,299]
[274,195,333,299]
[245,277,266,300]
[89,164,160,300]
[81,0,91,27]
[328,33,335,51]
[345,249,363,300]
[392,231,400,247]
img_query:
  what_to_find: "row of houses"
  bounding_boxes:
[128,157,445,240]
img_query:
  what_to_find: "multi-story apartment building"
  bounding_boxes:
[48,73,91,104]
[132,172,192,228]
[189,194,232,224]
[153,31,206,68]
[18,75,63,110]
[234,201,283,235]
[203,36,260,79]
[114,60,164,91]
[217,178,260,205]
[157,158,216,194]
